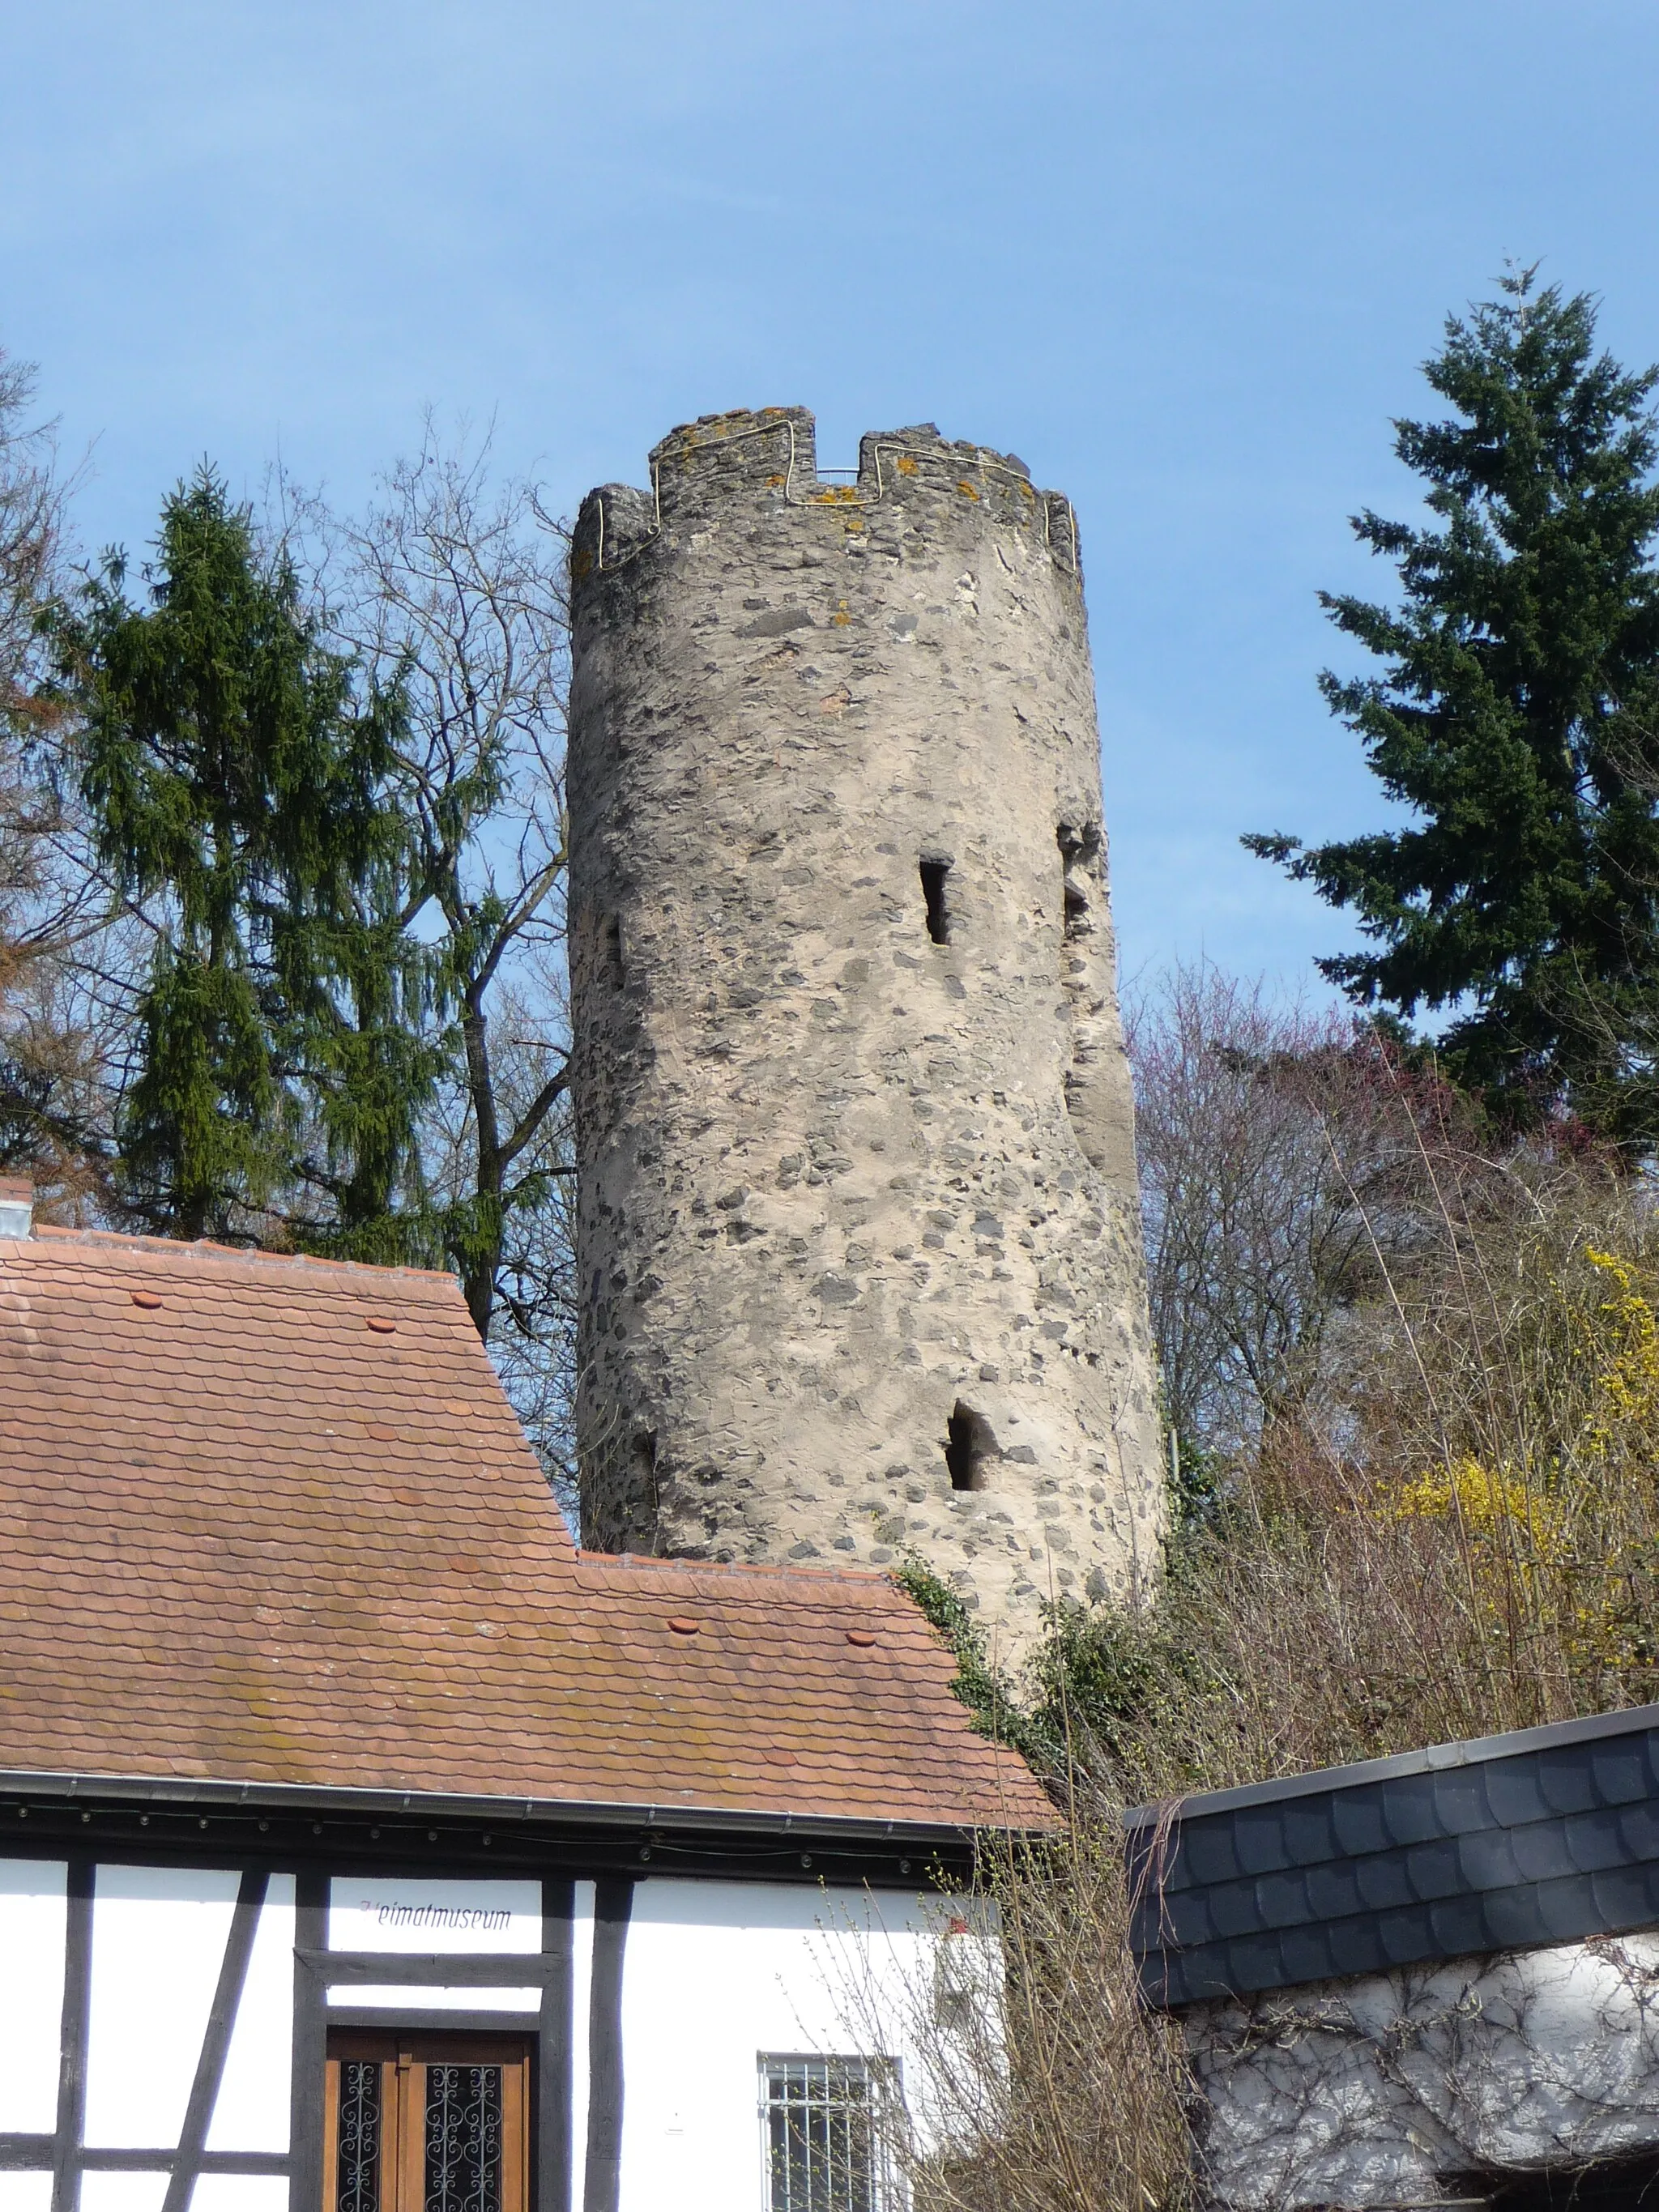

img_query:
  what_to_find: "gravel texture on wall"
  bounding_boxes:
[567,407,1162,1652]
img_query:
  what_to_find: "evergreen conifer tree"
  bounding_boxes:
[69,469,433,1239]
[1247,271,1659,1145]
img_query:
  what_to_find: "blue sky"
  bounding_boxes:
[5,0,1658,1000]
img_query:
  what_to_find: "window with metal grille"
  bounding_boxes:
[759,2055,899,2212]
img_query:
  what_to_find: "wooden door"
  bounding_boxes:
[324,2034,531,2212]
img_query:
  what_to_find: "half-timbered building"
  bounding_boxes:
[0,1193,1047,2212]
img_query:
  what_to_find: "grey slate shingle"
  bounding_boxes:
[1129,1706,1659,2006]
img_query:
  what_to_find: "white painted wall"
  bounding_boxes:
[0,2177,53,2212]
[207,1877,295,2155]
[0,1857,296,2173]
[324,1873,545,2018]
[1188,1933,1659,2210]
[85,1867,241,2150]
[79,2174,171,2212]
[325,1986,539,2011]
[608,1880,962,2212]
[189,2178,290,2212]
[0,1860,66,2132]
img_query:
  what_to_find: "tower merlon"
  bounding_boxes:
[568,407,1084,592]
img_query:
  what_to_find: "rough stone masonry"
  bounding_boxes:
[567,406,1162,1652]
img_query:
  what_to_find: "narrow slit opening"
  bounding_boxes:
[944,1400,999,1491]
[1058,824,1098,944]
[631,1428,659,1512]
[920,859,952,945]
[604,915,625,989]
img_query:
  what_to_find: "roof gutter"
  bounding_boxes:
[0,1765,1042,1851]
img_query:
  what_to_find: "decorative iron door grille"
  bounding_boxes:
[760,2056,898,2212]
[424,2066,503,2212]
[325,2035,528,2212]
[337,2060,384,2212]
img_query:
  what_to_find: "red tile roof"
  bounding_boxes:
[0,1227,1049,1833]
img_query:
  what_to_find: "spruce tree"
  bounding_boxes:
[69,469,432,1239]
[1247,271,1659,1145]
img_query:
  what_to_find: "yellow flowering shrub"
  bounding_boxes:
[1376,1247,1659,1678]
[1580,1248,1659,1453]
[1391,1454,1565,1558]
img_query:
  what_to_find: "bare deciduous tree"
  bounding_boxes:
[280,424,576,1480]
[1127,961,1466,1463]
[0,347,120,1207]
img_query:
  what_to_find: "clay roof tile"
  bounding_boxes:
[0,1229,1050,1832]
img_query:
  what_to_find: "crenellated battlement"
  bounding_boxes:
[569,407,1081,586]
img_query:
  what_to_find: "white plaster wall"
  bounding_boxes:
[85,1868,241,2150]
[207,1877,295,2154]
[0,2176,53,2212]
[80,2174,171,2212]
[0,1848,970,2212]
[325,1874,544,2017]
[325,1986,539,2011]
[0,1856,296,2167]
[610,1880,960,2212]
[188,2177,290,2212]
[1188,1933,1659,2210]
[328,1878,541,1954]
[0,1859,66,2132]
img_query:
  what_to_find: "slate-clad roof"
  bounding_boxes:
[0,1225,1050,1835]
[1128,1705,1659,2005]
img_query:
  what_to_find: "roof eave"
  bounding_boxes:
[0,1764,1049,1850]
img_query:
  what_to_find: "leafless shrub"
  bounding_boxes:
[827,1816,1195,2212]
[0,349,68,731]
[916,1821,1193,2212]
[1085,1101,1659,1803]
[1126,961,1474,1459]
[917,981,1659,2207]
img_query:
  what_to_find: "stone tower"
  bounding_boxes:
[567,407,1162,1650]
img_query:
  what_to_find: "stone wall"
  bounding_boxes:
[566,406,1162,1654]
[1184,1937,1659,2208]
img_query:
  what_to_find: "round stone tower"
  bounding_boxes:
[567,407,1162,1651]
